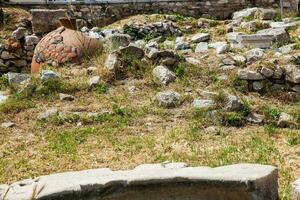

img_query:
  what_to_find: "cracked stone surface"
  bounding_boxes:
[0,163,278,200]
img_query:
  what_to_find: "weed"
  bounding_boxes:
[0,75,9,90]
[263,105,281,121]
[233,77,248,90]
[175,63,185,78]
[96,83,108,94]
[223,112,245,127]
[264,124,278,136]
[0,96,34,114]
[287,131,300,146]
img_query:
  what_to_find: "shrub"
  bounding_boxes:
[175,63,185,78]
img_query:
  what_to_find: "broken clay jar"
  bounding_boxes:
[31,26,102,74]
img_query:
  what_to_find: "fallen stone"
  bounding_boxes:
[38,108,58,120]
[7,72,31,85]
[232,55,246,65]
[175,37,190,50]
[41,70,59,81]
[89,76,100,88]
[256,8,277,20]
[195,42,208,53]
[25,35,40,46]
[225,95,244,112]
[245,48,264,61]
[193,99,214,109]
[11,27,27,40]
[277,112,293,128]
[204,126,220,134]
[285,65,300,84]
[1,121,15,128]
[257,28,290,46]
[186,57,201,65]
[1,163,278,200]
[292,85,300,93]
[241,21,257,32]
[119,45,144,59]
[276,43,296,54]
[30,9,67,34]
[106,33,130,51]
[105,53,121,72]
[1,51,15,60]
[238,69,265,80]
[293,178,300,200]
[0,92,8,104]
[253,81,264,91]
[191,33,210,43]
[273,66,284,79]
[152,65,176,85]
[270,21,298,30]
[232,7,258,20]
[59,93,75,101]
[234,34,274,49]
[260,67,274,78]
[156,90,181,108]
[209,42,228,54]
[247,113,264,124]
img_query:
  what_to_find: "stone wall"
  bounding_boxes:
[0,163,278,200]
[4,0,291,27]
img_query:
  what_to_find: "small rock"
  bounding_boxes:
[1,122,15,128]
[175,37,190,50]
[105,53,121,72]
[285,65,300,84]
[204,126,220,134]
[193,99,214,109]
[106,33,130,51]
[195,42,208,53]
[232,55,246,65]
[232,7,258,20]
[260,67,274,78]
[292,178,300,200]
[25,35,40,46]
[0,92,8,104]
[119,45,144,59]
[291,85,300,93]
[225,95,244,112]
[253,81,264,91]
[209,42,228,54]
[245,48,264,61]
[11,27,27,40]
[156,90,181,108]
[41,70,59,81]
[7,72,31,85]
[247,113,264,124]
[238,69,265,80]
[59,93,75,101]
[191,33,210,43]
[38,108,58,120]
[89,76,100,88]
[186,57,201,65]
[277,112,293,128]
[152,65,176,85]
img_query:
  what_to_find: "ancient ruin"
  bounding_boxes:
[0,0,300,200]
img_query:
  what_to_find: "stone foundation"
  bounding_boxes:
[0,163,278,200]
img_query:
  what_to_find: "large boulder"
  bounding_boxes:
[232,7,259,20]
[106,33,131,51]
[257,28,290,46]
[30,9,67,34]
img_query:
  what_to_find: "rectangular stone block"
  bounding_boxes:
[30,9,67,34]
[0,163,278,200]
